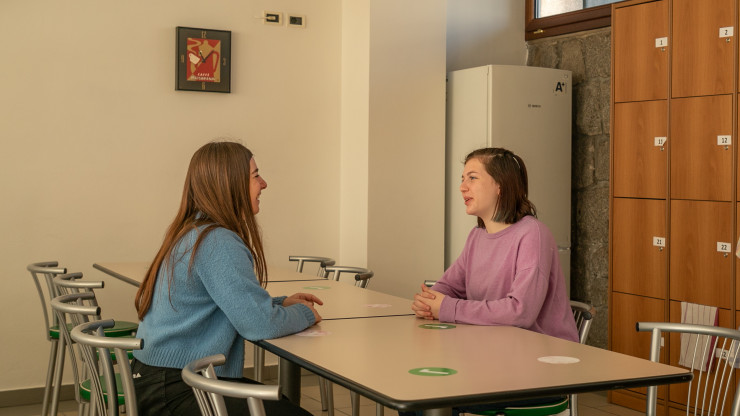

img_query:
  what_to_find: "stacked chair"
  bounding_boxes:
[182,354,281,416]
[28,261,68,416]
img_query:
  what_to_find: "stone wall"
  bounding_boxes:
[526,27,611,348]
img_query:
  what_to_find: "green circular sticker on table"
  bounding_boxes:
[303,286,331,290]
[409,367,458,376]
[418,323,456,330]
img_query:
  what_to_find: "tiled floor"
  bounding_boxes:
[0,375,647,416]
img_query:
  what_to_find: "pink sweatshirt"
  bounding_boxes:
[435,215,579,342]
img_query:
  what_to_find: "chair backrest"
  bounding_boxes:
[71,319,143,416]
[288,256,336,276]
[569,300,595,345]
[50,291,102,407]
[637,322,740,416]
[28,261,68,341]
[321,266,374,288]
[182,354,281,416]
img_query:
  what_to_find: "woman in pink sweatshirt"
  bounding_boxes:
[412,147,578,343]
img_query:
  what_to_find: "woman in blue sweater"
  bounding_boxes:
[132,141,321,415]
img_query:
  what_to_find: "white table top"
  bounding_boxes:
[92,262,326,287]
[266,280,413,320]
[258,315,691,413]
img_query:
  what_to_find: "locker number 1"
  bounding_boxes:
[655,37,668,48]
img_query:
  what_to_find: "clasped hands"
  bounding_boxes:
[283,293,323,323]
[411,284,445,320]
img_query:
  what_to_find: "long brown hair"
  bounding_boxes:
[135,141,267,320]
[464,147,536,227]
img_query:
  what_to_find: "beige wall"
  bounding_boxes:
[0,0,525,395]
[0,0,448,393]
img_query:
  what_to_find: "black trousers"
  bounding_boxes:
[131,358,312,416]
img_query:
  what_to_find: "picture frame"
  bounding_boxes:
[176,26,231,93]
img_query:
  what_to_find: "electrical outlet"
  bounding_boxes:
[288,14,306,28]
[264,11,282,26]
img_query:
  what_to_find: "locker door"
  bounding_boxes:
[672,0,735,97]
[612,198,667,298]
[670,95,733,201]
[670,200,733,309]
[613,0,668,102]
[611,293,666,397]
[613,101,667,198]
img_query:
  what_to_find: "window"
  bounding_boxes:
[526,0,619,40]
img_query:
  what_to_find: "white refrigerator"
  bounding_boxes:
[445,64,572,294]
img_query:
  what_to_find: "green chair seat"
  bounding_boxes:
[80,373,126,406]
[50,321,137,339]
[473,397,569,416]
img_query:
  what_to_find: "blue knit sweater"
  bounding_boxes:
[133,226,316,378]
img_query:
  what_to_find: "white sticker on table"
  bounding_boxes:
[538,356,580,364]
[365,304,392,308]
[296,329,332,337]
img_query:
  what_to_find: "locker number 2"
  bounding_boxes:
[720,27,734,38]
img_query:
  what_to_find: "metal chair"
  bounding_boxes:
[51,291,141,415]
[182,354,281,416]
[288,255,336,276]
[321,265,374,288]
[637,322,740,416]
[27,261,68,416]
[71,318,143,416]
[567,301,595,416]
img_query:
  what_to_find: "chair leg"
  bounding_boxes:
[50,337,66,416]
[376,402,385,416]
[41,339,58,416]
[254,346,265,382]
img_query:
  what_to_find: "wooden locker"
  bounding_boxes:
[611,293,666,397]
[670,95,733,202]
[672,0,735,97]
[613,0,668,103]
[612,198,667,298]
[613,101,668,198]
[670,200,733,308]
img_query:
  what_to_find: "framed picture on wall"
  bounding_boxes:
[176,26,231,93]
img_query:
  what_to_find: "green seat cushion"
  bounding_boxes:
[79,373,126,406]
[473,397,569,416]
[49,321,137,339]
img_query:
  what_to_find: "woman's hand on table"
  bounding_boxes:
[284,293,323,324]
[283,292,323,307]
[411,284,444,320]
